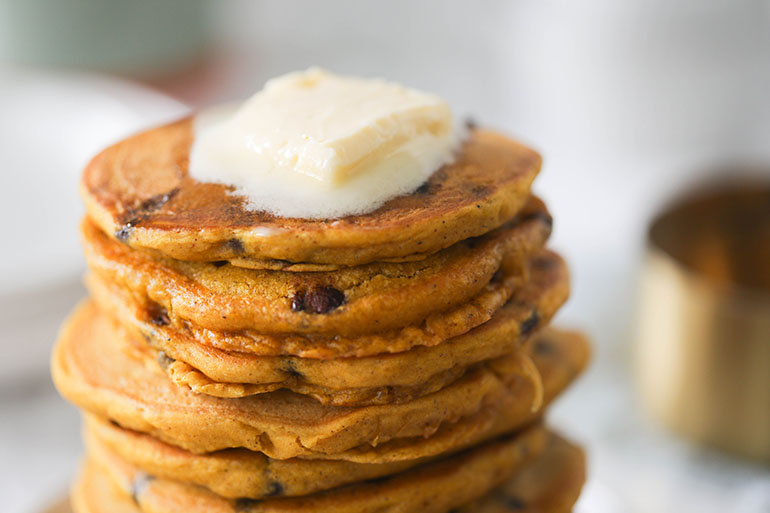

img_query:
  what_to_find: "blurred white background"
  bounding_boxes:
[1,1,769,512]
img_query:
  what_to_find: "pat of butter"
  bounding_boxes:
[189,68,457,219]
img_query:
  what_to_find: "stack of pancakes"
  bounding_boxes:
[52,118,590,513]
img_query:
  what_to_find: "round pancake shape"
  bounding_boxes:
[84,425,547,513]
[453,432,586,513]
[80,118,542,267]
[88,251,569,404]
[81,197,551,339]
[71,429,583,513]
[85,249,566,361]
[84,415,420,500]
[322,328,590,464]
[71,462,138,513]
[84,417,546,502]
[54,304,589,462]
[53,301,543,459]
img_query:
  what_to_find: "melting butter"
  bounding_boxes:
[189,68,457,219]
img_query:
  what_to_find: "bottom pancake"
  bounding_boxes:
[71,430,584,513]
[456,432,586,513]
[84,425,547,513]
[84,414,424,500]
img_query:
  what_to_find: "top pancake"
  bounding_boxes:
[80,118,541,267]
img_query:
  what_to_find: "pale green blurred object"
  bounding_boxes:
[0,0,208,77]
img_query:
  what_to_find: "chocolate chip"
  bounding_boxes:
[520,210,553,229]
[225,238,245,254]
[500,495,527,510]
[281,359,303,379]
[150,313,170,326]
[147,303,170,326]
[212,260,228,268]
[115,218,141,242]
[115,226,131,242]
[130,472,154,505]
[520,311,540,336]
[291,287,345,314]
[290,292,305,312]
[415,182,430,194]
[157,351,175,370]
[266,481,284,496]
[234,498,259,511]
[116,189,179,243]
[305,287,345,313]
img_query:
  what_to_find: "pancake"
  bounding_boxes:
[84,414,423,500]
[52,300,547,458]
[84,417,546,502]
[53,306,589,461]
[71,464,139,513]
[319,329,589,464]
[161,358,464,404]
[85,249,566,361]
[124,322,545,419]
[71,430,582,513]
[81,197,551,339]
[83,425,547,513]
[88,250,568,404]
[454,432,586,513]
[80,119,541,267]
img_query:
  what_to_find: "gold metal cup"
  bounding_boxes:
[636,180,770,462]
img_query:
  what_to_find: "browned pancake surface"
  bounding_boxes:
[52,300,590,461]
[87,250,568,401]
[456,432,586,513]
[88,254,568,405]
[84,414,424,500]
[53,301,542,458]
[86,426,547,513]
[81,118,541,266]
[82,198,551,338]
[71,430,584,513]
